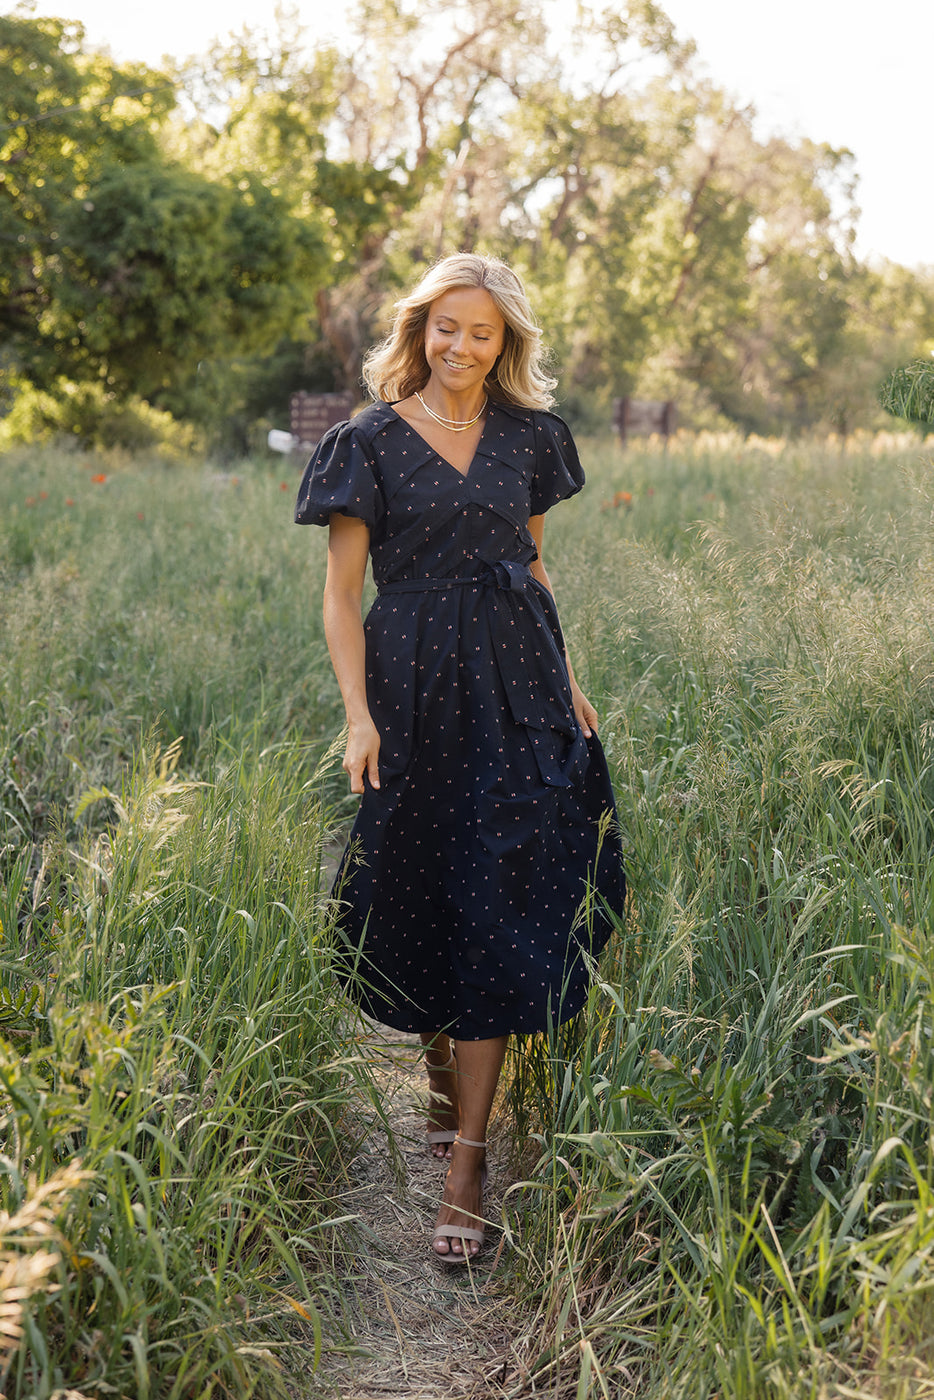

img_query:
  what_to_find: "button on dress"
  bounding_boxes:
[295,400,626,1039]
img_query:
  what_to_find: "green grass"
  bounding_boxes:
[2,428,934,1397]
[504,427,934,1397]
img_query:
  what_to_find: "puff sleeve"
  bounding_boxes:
[530,412,585,514]
[294,419,384,528]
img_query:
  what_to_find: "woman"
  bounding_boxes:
[295,253,625,1263]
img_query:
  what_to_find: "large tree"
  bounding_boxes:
[1,10,329,443]
[0,12,174,373]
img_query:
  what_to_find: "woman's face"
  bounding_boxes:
[423,286,506,396]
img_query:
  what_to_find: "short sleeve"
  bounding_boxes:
[294,419,384,528]
[530,412,585,515]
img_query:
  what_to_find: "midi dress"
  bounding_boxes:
[295,399,626,1040]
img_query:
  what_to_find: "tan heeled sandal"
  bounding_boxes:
[432,1135,488,1265]
[425,1049,458,1157]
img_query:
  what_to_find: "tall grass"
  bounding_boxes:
[0,447,378,1396]
[503,428,934,1397]
[0,724,386,1397]
[3,431,934,1397]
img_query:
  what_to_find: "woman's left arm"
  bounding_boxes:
[528,513,598,738]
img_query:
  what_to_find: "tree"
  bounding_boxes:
[46,164,322,406]
[1,9,330,446]
[0,11,175,374]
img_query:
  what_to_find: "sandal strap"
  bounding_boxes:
[454,1135,487,1149]
[426,1049,456,1072]
[433,1224,485,1245]
[426,1129,457,1145]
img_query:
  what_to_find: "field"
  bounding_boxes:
[3,428,934,1399]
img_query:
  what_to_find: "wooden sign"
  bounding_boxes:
[289,391,356,448]
[612,398,676,446]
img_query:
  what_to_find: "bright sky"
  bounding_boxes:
[13,0,934,270]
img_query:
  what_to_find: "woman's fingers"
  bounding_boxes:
[344,722,381,793]
[570,683,597,738]
[365,751,381,791]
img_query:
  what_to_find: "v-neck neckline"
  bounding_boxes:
[387,401,493,479]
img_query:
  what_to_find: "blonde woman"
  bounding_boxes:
[295,253,625,1263]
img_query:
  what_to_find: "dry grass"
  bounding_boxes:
[299,1034,530,1400]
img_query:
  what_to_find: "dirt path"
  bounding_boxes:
[299,1033,533,1400]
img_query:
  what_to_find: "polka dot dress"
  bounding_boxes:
[295,401,626,1039]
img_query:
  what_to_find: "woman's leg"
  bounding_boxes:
[433,1034,508,1258]
[420,1031,458,1159]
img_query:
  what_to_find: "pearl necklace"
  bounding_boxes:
[415,390,487,432]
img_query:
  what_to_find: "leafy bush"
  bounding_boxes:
[0,379,204,455]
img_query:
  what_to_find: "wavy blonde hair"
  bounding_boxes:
[362,253,557,410]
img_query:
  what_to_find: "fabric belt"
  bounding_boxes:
[375,561,587,787]
[376,560,532,595]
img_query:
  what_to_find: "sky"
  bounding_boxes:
[13,0,934,270]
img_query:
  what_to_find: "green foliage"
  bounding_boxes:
[0,9,330,450]
[2,4,933,446]
[0,12,173,367]
[0,377,204,453]
[879,358,934,425]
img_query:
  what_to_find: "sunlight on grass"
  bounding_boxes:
[2,432,934,1396]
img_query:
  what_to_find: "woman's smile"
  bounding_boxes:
[423,286,505,404]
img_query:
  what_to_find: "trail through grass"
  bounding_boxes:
[302,1031,527,1400]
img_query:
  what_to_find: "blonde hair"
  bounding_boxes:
[362,253,557,410]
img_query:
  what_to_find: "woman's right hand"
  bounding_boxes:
[322,514,380,795]
[344,716,381,794]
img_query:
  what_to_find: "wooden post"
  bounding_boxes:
[612,397,676,447]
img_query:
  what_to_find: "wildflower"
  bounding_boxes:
[39,490,48,500]
[613,490,633,509]
[25,496,36,506]
[280,482,290,491]
[65,498,75,507]
[91,473,106,484]
[137,512,144,521]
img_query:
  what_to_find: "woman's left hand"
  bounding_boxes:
[571,681,598,739]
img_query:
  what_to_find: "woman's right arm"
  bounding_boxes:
[323,512,381,794]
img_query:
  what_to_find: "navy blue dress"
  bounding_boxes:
[295,400,625,1039]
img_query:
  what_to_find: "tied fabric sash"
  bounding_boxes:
[377,563,588,786]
